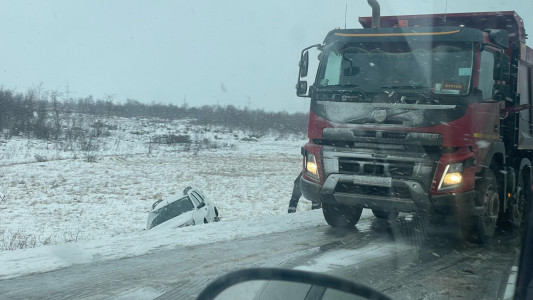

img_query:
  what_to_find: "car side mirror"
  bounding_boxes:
[197,202,206,209]
[196,268,393,300]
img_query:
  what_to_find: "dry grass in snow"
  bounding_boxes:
[0,137,309,251]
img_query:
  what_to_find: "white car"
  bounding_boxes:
[146,187,220,230]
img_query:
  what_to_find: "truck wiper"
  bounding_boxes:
[316,85,367,100]
[345,108,418,124]
[380,85,438,101]
[381,85,436,94]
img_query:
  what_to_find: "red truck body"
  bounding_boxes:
[296,9,533,243]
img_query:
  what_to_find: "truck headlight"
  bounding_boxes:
[305,153,319,179]
[438,163,464,190]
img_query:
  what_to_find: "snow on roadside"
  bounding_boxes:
[0,137,308,250]
[0,210,326,280]
[0,115,314,278]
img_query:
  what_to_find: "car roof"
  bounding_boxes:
[152,192,192,211]
[151,187,204,211]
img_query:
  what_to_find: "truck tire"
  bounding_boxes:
[322,203,362,228]
[372,209,399,220]
[459,169,500,244]
[504,169,530,229]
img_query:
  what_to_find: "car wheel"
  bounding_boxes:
[322,203,362,228]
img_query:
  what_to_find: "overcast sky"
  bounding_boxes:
[0,0,531,113]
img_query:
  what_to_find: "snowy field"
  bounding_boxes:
[0,116,312,253]
[0,115,347,280]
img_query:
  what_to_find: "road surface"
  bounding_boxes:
[0,212,521,300]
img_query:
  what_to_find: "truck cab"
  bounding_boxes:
[297,7,533,243]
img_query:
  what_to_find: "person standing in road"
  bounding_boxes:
[288,172,320,213]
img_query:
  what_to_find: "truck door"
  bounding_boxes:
[474,50,501,149]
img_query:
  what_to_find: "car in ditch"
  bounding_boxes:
[146,187,220,230]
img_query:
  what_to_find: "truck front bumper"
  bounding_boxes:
[301,174,475,213]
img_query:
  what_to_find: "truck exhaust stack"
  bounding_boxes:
[367,0,380,28]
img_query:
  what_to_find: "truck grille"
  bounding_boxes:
[338,157,415,178]
[335,183,411,199]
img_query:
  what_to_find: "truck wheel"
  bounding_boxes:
[372,209,399,220]
[322,203,362,228]
[459,169,500,244]
[504,170,530,229]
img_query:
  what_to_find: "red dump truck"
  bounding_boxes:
[296,0,533,243]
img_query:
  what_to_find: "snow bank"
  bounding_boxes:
[0,210,325,280]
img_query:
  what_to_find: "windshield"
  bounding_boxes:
[317,42,474,96]
[148,196,195,229]
[0,1,532,300]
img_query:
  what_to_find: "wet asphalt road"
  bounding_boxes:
[0,213,521,300]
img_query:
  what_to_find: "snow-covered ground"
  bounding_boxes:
[0,115,320,278]
[0,210,333,280]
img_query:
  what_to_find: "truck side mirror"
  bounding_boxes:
[296,44,321,98]
[486,29,509,48]
[299,51,309,78]
[296,81,308,96]
[492,84,512,101]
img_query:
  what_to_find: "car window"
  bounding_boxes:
[192,191,205,204]
[189,193,202,207]
[147,196,195,229]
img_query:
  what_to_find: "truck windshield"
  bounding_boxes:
[317,41,474,96]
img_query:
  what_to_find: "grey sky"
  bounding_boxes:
[0,0,531,113]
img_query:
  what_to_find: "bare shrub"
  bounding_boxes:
[34,154,47,162]
[0,230,38,251]
[152,133,191,145]
[77,133,108,154]
[42,235,53,246]
[241,136,258,142]
[188,137,234,153]
[0,229,82,251]
[130,130,146,135]
[84,153,98,163]
[107,124,118,130]
[64,230,81,243]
